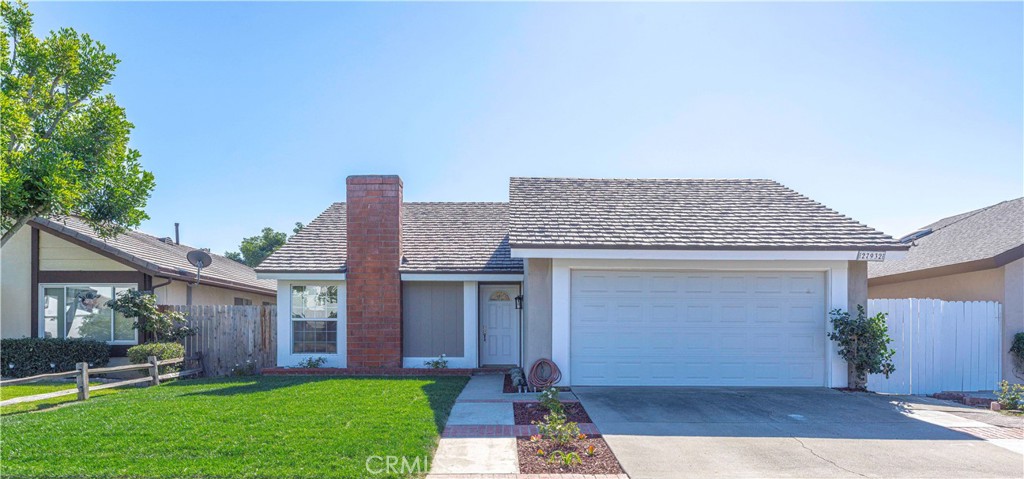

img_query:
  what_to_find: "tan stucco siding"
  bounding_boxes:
[848,261,868,312]
[869,267,1005,303]
[1004,258,1023,382]
[1,227,32,338]
[523,258,553,368]
[38,232,134,272]
[153,279,274,306]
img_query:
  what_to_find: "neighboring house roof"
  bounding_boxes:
[31,217,276,295]
[868,198,1024,282]
[508,177,907,251]
[256,202,523,274]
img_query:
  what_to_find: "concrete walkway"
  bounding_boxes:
[429,375,624,479]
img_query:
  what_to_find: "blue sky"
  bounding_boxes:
[31,2,1023,256]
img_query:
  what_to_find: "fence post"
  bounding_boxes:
[148,356,161,386]
[76,362,90,401]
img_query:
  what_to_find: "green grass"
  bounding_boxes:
[0,381,122,415]
[1,376,468,478]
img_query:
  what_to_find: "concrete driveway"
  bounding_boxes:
[575,387,1023,478]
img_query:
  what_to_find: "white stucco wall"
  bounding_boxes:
[1,227,32,338]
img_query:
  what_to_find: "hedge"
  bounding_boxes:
[127,342,184,364]
[0,338,110,378]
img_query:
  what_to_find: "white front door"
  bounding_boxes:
[570,270,827,386]
[479,284,520,366]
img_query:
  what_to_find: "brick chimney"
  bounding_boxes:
[346,175,403,368]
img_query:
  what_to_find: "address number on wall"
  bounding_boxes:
[856,251,886,262]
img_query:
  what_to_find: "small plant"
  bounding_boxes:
[296,357,327,369]
[546,450,582,468]
[534,411,581,446]
[424,354,448,369]
[827,305,896,390]
[1010,333,1024,379]
[585,444,596,457]
[536,448,545,457]
[230,360,257,376]
[995,380,1024,410]
[538,386,564,415]
[529,434,541,442]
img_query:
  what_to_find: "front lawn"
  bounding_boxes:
[2,375,468,478]
[0,381,121,416]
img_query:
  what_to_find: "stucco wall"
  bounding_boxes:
[1,227,32,338]
[869,267,1005,303]
[153,279,274,306]
[1004,258,1023,382]
[523,258,553,369]
[848,261,868,312]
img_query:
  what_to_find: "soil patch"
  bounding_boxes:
[517,436,622,475]
[503,374,516,393]
[514,401,592,425]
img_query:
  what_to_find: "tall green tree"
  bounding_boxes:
[0,0,154,246]
[224,223,300,267]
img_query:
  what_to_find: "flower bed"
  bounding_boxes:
[517,436,623,474]
[514,401,592,424]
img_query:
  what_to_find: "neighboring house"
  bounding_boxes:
[869,198,1024,382]
[257,175,909,388]
[0,217,276,356]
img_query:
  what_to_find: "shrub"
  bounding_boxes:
[1010,333,1024,379]
[424,354,448,369]
[127,342,185,364]
[535,411,581,446]
[827,305,896,390]
[296,357,326,368]
[995,380,1024,410]
[538,387,564,415]
[0,338,109,378]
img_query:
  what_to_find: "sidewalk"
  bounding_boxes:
[429,375,622,479]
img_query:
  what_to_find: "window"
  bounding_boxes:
[40,284,137,344]
[234,297,252,306]
[489,290,511,302]
[290,285,338,354]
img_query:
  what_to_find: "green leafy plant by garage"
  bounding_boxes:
[106,290,195,341]
[0,338,109,378]
[827,305,896,390]
[995,380,1024,410]
[1009,332,1024,380]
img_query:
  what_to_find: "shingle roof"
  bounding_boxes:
[508,177,907,251]
[256,202,523,274]
[32,217,276,294]
[868,198,1024,279]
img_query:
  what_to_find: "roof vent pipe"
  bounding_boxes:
[174,223,180,245]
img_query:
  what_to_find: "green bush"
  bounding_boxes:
[127,342,184,364]
[827,305,896,390]
[0,338,110,378]
[995,380,1024,410]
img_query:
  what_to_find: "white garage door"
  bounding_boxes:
[570,270,827,386]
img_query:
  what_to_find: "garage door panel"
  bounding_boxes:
[571,270,826,386]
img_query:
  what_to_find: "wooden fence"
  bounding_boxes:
[0,356,201,407]
[175,305,277,376]
[867,299,1002,395]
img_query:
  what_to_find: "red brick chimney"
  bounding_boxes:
[346,175,403,368]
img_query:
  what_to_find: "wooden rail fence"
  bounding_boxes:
[0,356,201,407]
[175,305,277,376]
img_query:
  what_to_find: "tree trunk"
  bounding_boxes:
[847,363,867,390]
[0,215,31,248]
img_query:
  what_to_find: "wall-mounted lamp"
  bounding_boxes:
[515,294,524,310]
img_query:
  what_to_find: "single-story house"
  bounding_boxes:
[0,217,276,355]
[257,175,909,387]
[869,197,1023,382]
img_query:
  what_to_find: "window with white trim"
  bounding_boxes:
[40,284,138,344]
[290,285,338,354]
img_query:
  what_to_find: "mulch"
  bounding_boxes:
[516,436,623,475]
[514,401,592,425]
[503,373,516,393]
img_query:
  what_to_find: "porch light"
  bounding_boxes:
[515,294,523,310]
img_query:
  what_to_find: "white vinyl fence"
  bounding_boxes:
[867,299,1002,395]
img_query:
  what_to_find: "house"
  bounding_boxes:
[868,198,1024,382]
[0,216,276,356]
[257,175,909,387]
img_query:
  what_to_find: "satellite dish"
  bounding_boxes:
[186,250,213,285]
